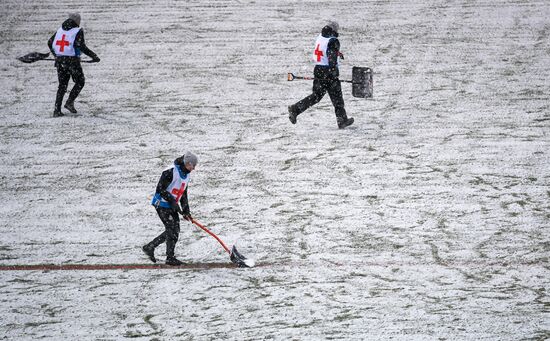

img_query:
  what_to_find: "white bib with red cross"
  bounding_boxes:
[312,34,336,66]
[151,165,190,208]
[53,27,81,56]
[166,166,190,203]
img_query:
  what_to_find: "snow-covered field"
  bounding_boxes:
[1,0,549,339]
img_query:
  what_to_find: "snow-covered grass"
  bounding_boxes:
[1,0,548,339]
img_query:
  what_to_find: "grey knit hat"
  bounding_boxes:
[183,151,198,167]
[326,21,339,33]
[68,12,81,26]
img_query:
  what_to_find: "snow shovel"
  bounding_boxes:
[17,51,96,63]
[189,218,255,268]
[287,66,373,98]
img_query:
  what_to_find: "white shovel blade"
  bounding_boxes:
[230,245,255,268]
[241,258,255,268]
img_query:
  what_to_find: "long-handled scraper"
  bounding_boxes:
[17,51,96,63]
[189,218,254,268]
[287,66,373,98]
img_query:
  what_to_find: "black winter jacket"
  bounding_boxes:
[156,157,190,214]
[47,19,98,60]
[314,25,341,80]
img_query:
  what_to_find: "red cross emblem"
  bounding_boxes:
[171,184,186,202]
[55,34,70,52]
[314,44,324,62]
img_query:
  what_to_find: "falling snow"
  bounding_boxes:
[1,0,549,340]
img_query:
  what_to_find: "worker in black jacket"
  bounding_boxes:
[143,152,198,266]
[47,13,100,117]
[288,21,354,129]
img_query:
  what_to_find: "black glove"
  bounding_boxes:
[170,202,183,215]
[181,207,192,221]
[92,56,100,63]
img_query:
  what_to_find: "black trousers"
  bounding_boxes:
[290,77,347,119]
[148,207,180,258]
[55,59,85,111]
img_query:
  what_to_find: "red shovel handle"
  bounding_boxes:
[190,218,231,254]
